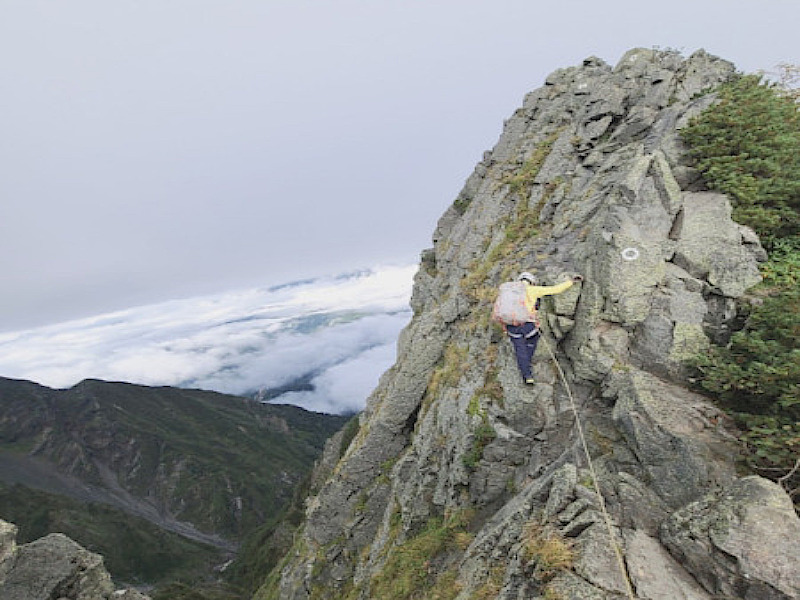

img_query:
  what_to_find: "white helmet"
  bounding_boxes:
[517,271,537,284]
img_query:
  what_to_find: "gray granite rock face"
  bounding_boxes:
[662,477,800,599]
[672,191,764,297]
[264,49,798,600]
[0,519,150,600]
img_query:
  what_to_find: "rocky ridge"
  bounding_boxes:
[261,49,800,599]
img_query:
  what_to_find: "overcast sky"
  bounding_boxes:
[2,1,798,332]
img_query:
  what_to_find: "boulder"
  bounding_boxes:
[0,532,114,600]
[672,192,763,297]
[0,520,16,564]
[661,477,800,600]
[609,369,738,509]
[0,519,150,600]
[624,529,711,599]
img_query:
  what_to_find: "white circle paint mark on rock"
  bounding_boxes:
[621,247,640,261]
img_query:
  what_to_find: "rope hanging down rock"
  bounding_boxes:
[540,335,637,600]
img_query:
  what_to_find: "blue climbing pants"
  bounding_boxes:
[506,322,540,380]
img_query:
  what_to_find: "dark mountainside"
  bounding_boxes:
[257,49,800,599]
[0,376,347,593]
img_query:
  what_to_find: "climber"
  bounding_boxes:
[493,272,583,384]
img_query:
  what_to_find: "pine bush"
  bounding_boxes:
[683,73,800,499]
[682,74,800,241]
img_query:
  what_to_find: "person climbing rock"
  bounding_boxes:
[492,271,583,384]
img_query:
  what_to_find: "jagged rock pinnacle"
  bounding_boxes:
[260,48,800,600]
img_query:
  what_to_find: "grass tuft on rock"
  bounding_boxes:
[522,520,575,582]
[370,511,473,600]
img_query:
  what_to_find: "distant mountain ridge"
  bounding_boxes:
[0,376,347,588]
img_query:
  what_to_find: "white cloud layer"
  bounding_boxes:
[0,265,415,414]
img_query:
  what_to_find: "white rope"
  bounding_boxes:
[540,334,637,600]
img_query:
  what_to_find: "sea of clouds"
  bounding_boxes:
[0,265,416,414]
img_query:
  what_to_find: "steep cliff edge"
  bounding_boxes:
[260,49,800,600]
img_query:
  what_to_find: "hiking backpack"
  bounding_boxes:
[491,281,538,326]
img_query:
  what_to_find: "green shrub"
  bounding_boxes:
[694,288,800,416]
[738,415,800,474]
[462,422,497,470]
[681,74,800,242]
[683,72,800,499]
[691,238,800,495]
